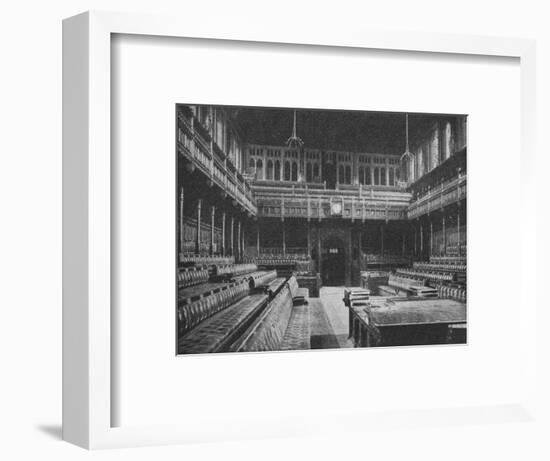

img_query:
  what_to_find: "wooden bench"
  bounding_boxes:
[178,293,269,354]
[177,281,249,336]
[177,266,209,289]
[280,304,311,351]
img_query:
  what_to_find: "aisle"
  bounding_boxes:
[308,287,354,349]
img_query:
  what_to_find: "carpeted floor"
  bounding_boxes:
[308,287,354,349]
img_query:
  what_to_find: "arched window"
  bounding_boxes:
[306,163,313,182]
[338,165,345,184]
[313,163,319,180]
[284,161,291,181]
[374,167,380,185]
[256,159,263,180]
[359,166,365,185]
[249,158,255,169]
[380,167,386,185]
[366,167,372,185]
[266,160,274,180]
[345,165,351,184]
[275,160,281,180]
[291,162,298,181]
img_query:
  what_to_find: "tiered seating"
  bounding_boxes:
[178,293,269,354]
[413,262,466,273]
[177,266,209,289]
[245,254,312,276]
[229,285,294,352]
[178,280,249,336]
[430,255,466,266]
[265,277,287,298]
[247,270,277,289]
[396,268,454,283]
[179,254,235,267]
[212,263,257,280]
[438,285,467,302]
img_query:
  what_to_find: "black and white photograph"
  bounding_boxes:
[176,104,467,354]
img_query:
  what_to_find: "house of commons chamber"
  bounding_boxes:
[176,104,467,354]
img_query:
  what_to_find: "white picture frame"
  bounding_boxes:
[62,10,538,449]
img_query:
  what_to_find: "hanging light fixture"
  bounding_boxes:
[286,109,304,148]
[399,113,413,183]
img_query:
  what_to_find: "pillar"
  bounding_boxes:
[430,219,433,257]
[241,221,245,260]
[442,216,446,256]
[210,206,215,255]
[420,223,424,257]
[196,199,202,254]
[179,187,184,256]
[282,221,286,256]
[380,223,385,256]
[256,223,260,255]
[457,211,461,256]
[414,225,417,256]
[385,163,390,186]
[370,167,375,185]
[307,222,311,256]
[317,227,322,277]
[221,211,226,256]
[237,219,242,261]
[230,216,234,257]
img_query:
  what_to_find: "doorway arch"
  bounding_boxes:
[322,236,346,286]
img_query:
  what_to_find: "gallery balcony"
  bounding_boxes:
[252,182,412,221]
[407,173,466,220]
[177,110,257,216]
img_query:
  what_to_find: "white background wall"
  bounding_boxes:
[0,0,548,459]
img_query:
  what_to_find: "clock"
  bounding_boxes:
[331,201,342,216]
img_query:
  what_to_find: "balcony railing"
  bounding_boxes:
[177,112,257,215]
[407,174,466,219]
[253,186,411,221]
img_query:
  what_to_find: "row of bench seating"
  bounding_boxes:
[178,281,250,336]
[413,262,466,273]
[177,266,210,289]
[396,268,455,283]
[179,254,235,267]
[178,274,310,354]
[429,255,466,266]
[212,263,258,280]
[437,285,467,302]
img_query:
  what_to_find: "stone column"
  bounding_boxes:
[370,167,375,186]
[414,225,417,256]
[385,162,390,185]
[196,199,202,254]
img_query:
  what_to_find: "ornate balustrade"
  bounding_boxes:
[407,174,466,219]
[252,185,411,221]
[177,111,257,215]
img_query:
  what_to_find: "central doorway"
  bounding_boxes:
[322,237,345,286]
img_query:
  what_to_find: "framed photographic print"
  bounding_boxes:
[63,10,538,449]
